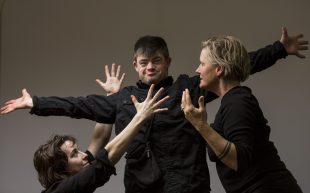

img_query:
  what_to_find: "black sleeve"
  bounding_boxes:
[85,150,95,162]
[223,94,263,172]
[249,41,287,74]
[49,149,116,193]
[30,93,120,124]
[207,92,258,173]
[222,96,257,173]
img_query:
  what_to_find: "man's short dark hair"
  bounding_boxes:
[33,135,76,189]
[134,36,170,58]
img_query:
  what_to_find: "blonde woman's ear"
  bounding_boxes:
[216,64,224,77]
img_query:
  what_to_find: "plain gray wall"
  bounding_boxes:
[1,0,309,192]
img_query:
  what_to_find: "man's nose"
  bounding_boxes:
[146,62,156,69]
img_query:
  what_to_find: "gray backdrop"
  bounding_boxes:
[0,0,309,193]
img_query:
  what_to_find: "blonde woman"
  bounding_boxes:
[182,36,303,193]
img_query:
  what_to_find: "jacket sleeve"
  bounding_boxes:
[49,149,116,193]
[249,41,287,74]
[30,93,119,124]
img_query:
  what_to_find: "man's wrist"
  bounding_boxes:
[27,98,34,108]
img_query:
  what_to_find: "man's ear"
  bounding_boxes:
[166,57,172,67]
[133,60,139,72]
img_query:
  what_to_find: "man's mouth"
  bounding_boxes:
[147,73,156,76]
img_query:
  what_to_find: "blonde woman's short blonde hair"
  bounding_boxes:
[202,36,250,82]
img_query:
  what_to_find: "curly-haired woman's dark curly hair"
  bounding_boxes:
[33,135,76,189]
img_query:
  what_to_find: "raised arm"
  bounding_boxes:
[1,72,120,123]
[0,64,124,119]
[181,89,238,171]
[87,63,125,157]
[105,84,170,165]
[249,27,308,74]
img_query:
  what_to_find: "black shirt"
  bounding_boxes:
[209,86,300,193]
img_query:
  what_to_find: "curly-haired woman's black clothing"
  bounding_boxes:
[42,149,116,193]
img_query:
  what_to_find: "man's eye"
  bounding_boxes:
[139,62,147,66]
[153,60,161,64]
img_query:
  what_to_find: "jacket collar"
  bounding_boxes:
[136,76,174,90]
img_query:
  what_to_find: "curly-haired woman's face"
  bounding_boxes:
[61,140,89,174]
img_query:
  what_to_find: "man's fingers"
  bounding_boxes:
[1,105,7,111]
[22,88,27,95]
[296,53,305,58]
[1,106,11,114]
[5,100,14,105]
[299,40,309,45]
[111,63,116,77]
[5,107,13,114]
[120,73,125,84]
[298,45,308,50]
[96,79,105,87]
[116,64,121,78]
[296,34,304,39]
[281,27,288,38]
[105,65,110,78]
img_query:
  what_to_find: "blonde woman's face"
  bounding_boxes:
[196,48,219,90]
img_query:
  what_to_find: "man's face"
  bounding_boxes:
[196,48,220,90]
[61,140,89,174]
[133,52,171,85]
